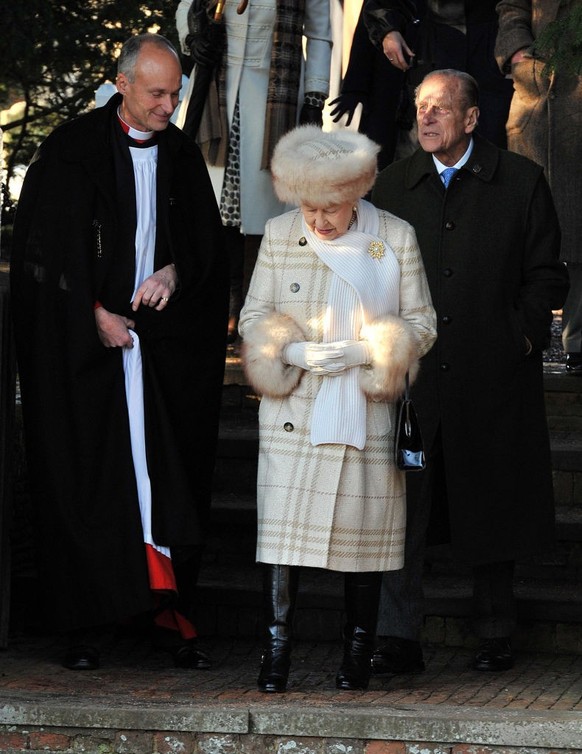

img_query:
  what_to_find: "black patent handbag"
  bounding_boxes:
[394,372,426,472]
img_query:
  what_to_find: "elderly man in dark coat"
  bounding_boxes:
[371,69,568,673]
[11,34,228,670]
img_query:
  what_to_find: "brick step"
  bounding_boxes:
[197,555,582,623]
[204,491,582,586]
[217,370,582,512]
[216,410,582,468]
[193,560,582,654]
[543,366,582,399]
[548,415,582,432]
[421,536,582,583]
[208,485,582,545]
[10,555,581,654]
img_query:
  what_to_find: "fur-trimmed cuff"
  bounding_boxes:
[359,315,419,401]
[241,311,307,397]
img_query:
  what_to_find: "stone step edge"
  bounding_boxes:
[1,695,580,749]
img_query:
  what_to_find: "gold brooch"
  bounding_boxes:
[368,240,385,260]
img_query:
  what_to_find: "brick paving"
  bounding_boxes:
[1,629,581,712]
[1,630,582,752]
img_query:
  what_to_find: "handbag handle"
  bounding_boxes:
[403,371,410,401]
[403,372,412,438]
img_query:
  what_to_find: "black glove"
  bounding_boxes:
[186,12,225,68]
[299,104,323,127]
[328,92,366,126]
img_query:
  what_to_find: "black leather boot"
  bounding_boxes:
[336,571,382,691]
[257,564,299,693]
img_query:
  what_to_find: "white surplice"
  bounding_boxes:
[121,141,172,560]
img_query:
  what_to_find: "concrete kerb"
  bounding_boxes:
[2,698,581,750]
[0,697,248,733]
[248,704,582,749]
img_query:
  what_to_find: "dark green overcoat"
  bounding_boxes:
[372,134,569,565]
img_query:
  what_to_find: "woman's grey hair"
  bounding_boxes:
[118,33,179,82]
[415,69,480,111]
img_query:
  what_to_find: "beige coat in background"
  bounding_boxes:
[239,208,436,572]
[495,0,582,264]
[175,0,333,235]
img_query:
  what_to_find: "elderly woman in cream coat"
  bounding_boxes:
[239,125,436,693]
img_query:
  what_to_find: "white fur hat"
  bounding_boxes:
[271,125,380,207]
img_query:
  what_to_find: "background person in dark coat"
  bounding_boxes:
[328,4,405,171]
[363,0,513,150]
[10,34,229,670]
[371,69,568,674]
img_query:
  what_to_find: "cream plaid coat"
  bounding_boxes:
[239,208,436,572]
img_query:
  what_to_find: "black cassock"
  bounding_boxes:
[11,93,228,632]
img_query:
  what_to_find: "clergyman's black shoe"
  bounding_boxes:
[566,353,582,375]
[172,639,212,669]
[152,626,212,669]
[473,637,513,672]
[62,645,101,671]
[371,636,425,675]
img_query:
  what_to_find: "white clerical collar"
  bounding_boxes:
[117,108,155,142]
[433,138,474,176]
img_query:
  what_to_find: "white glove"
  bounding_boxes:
[283,340,370,376]
[326,340,371,368]
[284,342,344,375]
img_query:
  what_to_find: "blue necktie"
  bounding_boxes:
[441,167,457,188]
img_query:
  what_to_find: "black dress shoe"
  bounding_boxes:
[371,636,425,675]
[566,353,582,375]
[473,637,513,672]
[152,626,212,669]
[62,645,101,671]
[172,639,212,670]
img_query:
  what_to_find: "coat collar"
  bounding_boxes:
[56,92,199,207]
[404,134,501,189]
[60,92,198,164]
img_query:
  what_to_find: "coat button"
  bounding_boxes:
[445,220,455,231]
[443,268,453,277]
[283,422,294,432]
[299,237,307,246]
[441,315,452,324]
[290,282,300,293]
[440,363,450,371]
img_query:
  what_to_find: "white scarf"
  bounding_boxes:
[303,198,401,449]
